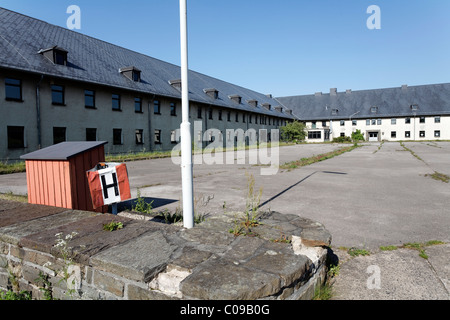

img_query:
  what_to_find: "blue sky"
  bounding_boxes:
[1,0,449,97]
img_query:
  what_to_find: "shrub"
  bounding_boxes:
[280,121,306,142]
[332,136,352,143]
[351,130,365,142]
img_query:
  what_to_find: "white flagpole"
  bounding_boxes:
[179,0,194,229]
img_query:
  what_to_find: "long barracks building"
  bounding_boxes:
[276,84,450,143]
[0,8,294,161]
[1,8,449,161]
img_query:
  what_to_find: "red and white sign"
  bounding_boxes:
[86,163,131,209]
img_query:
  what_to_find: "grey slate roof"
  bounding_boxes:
[21,141,108,160]
[0,7,294,120]
[276,83,450,121]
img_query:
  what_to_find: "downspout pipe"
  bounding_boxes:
[36,75,44,149]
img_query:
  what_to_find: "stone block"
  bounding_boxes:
[127,283,177,300]
[93,270,124,297]
[180,259,281,300]
[90,231,174,282]
[244,246,311,287]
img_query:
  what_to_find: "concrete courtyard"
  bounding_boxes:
[1,141,449,250]
[1,141,449,299]
[122,141,449,251]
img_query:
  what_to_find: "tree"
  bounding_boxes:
[280,121,306,142]
[351,130,365,142]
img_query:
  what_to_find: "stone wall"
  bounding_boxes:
[0,199,331,300]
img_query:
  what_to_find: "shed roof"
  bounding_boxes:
[21,141,108,161]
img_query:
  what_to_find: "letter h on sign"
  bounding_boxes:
[87,163,131,209]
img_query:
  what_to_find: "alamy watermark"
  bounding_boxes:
[67,5,81,30]
[171,121,280,176]
[367,5,381,30]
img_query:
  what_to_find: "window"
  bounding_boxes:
[227,111,231,122]
[54,50,67,66]
[377,119,382,125]
[391,131,397,138]
[208,108,213,120]
[135,129,144,145]
[86,128,97,141]
[171,130,178,144]
[352,120,357,126]
[51,85,65,105]
[242,114,246,123]
[218,110,222,121]
[135,98,142,113]
[419,131,425,138]
[435,116,441,123]
[340,120,345,127]
[435,130,441,138]
[249,114,252,124]
[312,122,317,129]
[322,121,327,127]
[7,126,25,149]
[340,133,345,137]
[371,106,378,113]
[112,94,121,111]
[53,127,66,144]
[170,103,177,116]
[308,131,321,140]
[420,117,425,124]
[405,131,411,138]
[235,112,239,122]
[197,106,202,119]
[331,109,338,115]
[154,130,162,144]
[371,119,376,126]
[5,78,22,101]
[410,104,419,111]
[85,90,95,108]
[132,70,140,82]
[113,129,123,145]
[405,118,411,124]
[154,100,161,114]
[366,119,370,126]
[391,119,396,125]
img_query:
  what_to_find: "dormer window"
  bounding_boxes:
[204,88,219,99]
[262,103,271,110]
[38,46,68,66]
[371,106,378,114]
[229,95,242,104]
[410,104,419,111]
[120,67,141,82]
[169,79,182,91]
[275,106,283,113]
[247,100,258,108]
[331,109,338,115]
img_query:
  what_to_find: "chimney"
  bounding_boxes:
[346,89,352,94]
[402,84,408,90]
[330,88,337,95]
[315,92,322,97]
[266,94,273,98]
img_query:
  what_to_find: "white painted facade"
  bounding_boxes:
[304,115,450,142]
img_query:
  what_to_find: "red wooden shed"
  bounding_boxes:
[21,141,108,213]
